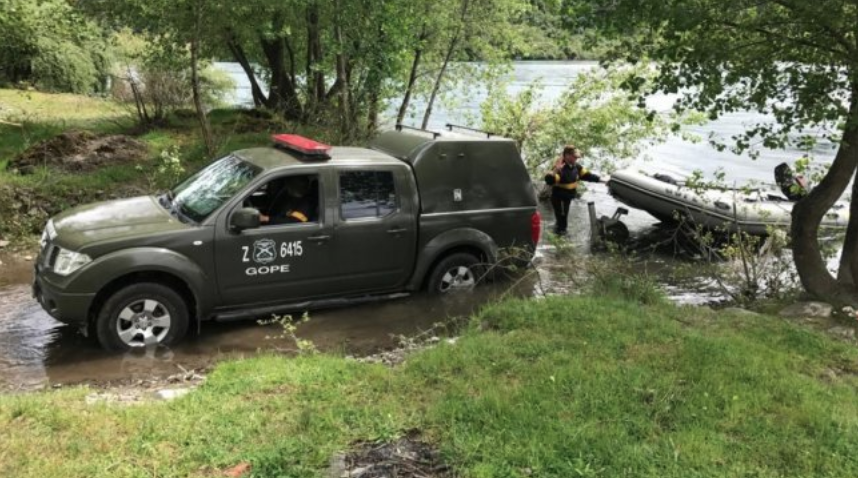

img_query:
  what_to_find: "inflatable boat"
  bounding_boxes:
[606,168,849,235]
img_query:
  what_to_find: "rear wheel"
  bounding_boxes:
[95,282,189,351]
[427,253,481,294]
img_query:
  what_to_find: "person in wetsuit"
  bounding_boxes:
[774,162,808,201]
[544,145,602,236]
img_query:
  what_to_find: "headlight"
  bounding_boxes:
[53,248,92,276]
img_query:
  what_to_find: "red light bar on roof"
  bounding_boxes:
[272,134,332,158]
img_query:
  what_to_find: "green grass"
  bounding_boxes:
[0,89,128,164]
[0,89,126,123]
[2,293,857,477]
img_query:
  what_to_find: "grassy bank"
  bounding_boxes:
[0,88,347,244]
[2,288,857,477]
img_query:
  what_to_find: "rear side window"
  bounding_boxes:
[339,171,397,219]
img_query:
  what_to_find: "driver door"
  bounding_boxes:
[214,170,334,306]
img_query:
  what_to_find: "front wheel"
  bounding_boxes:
[427,253,482,294]
[95,282,189,351]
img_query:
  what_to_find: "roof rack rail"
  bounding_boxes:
[445,123,495,138]
[395,123,441,139]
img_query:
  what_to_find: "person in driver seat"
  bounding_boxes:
[260,175,316,225]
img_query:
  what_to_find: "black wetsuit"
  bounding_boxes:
[546,163,600,234]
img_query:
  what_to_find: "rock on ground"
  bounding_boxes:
[827,326,857,340]
[778,301,833,319]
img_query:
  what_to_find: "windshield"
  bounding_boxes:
[170,155,261,223]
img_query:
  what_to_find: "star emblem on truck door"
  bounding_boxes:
[252,239,277,264]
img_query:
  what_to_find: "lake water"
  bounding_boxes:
[216,60,838,185]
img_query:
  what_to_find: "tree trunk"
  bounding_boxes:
[306,2,325,112]
[422,0,470,129]
[368,90,379,134]
[792,82,858,305]
[284,36,297,92]
[124,65,150,126]
[260,29,303,120]
[226,34,267,108]
[332,12,350,133]
[397,27,428,125]
[190,16,214,155]
[837,166,858,286]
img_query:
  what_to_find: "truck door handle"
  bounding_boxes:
[307,234,330,243]
[387,228,408,234]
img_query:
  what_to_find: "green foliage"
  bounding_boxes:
[258,313,318,355]
[480,63,703,175]
[135,146,186,190]
[509,0,612,59]
[572,0,858,155]
[0,0,110,93]
[704,227,803,304]
[585,256,668,305]
[107,31,234,126]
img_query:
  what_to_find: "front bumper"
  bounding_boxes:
[32,264,95,326]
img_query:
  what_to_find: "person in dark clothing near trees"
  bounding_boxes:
[774,162,809,201]
[544,145,603,235]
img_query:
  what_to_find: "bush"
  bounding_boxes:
[31,37,101,93]
[110,33,235,126]
[0,0,110,93]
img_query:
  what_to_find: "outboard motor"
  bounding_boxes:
[774,162,808,201]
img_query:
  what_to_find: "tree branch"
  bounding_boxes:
[769,0,856,57]
[716,19,848,59]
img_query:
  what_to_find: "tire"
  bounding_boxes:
[602,221,630,245]
[95,282,189,351]
[427,253,482,294]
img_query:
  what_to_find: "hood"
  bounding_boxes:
[52,196,189,251]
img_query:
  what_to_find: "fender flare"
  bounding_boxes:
[407,228,498,290]
[70,247,215,320]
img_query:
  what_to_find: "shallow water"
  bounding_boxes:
[0,188,727,391]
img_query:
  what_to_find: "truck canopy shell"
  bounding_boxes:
[370,130,536,213]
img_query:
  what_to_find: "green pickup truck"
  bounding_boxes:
[33,126,540,350]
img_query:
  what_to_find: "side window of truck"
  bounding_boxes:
[248,173,320,226]
[339,171,397,220]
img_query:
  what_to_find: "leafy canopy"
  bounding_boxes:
[480,64,702,174]
[574,0,858,156]
[0,0,110,93]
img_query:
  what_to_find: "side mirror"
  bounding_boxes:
[231,208,260,232]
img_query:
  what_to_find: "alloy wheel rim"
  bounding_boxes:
[440,266,476,292]
[116,299,172,347]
